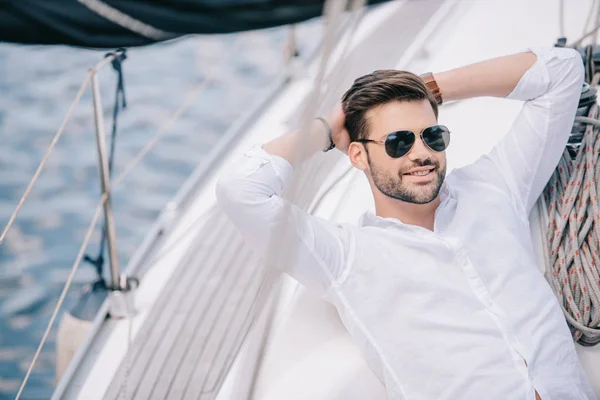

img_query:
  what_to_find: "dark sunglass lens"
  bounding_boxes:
[423,125,450,152]
[385,131,415,158]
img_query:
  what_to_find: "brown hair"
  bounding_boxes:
[341,70,439,142]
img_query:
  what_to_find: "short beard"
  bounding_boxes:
[367,153,446,204]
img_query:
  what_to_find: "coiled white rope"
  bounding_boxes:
[539,102,600,346]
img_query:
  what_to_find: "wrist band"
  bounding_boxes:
[420,72,443,105]
[316,117,335,152]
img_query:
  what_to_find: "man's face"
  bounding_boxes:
[356,100,447,204]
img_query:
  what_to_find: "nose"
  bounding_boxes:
[406,134,433,161]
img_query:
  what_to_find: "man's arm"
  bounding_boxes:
[215,108,353,295]
[262,104,350,167]
[435,52,537,101]
[436,47,584,213]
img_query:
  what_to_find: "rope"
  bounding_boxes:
[77,0,175,41]
[571,21,600,47]
[111,38,244,189]
[539,103,600,346]
[576,116,600,127]
[14,196,107,400]
[572,0,600,47]
[0,76,90,245]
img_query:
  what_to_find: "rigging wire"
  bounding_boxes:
[570,21,600,47]
[247,1,367,398]
[289,2,367,212]
[1,36,244,250]
[11,55,121,400]
[278,0,367,220]
[12,35,246,399]
[594,0,600,47]
[571,0,600,48]
[559,0,565,39]
[0,53,118,245]
[0,76,90,244]
[583,0,598,39]
[14,196,107,400]
[112,37,245,189]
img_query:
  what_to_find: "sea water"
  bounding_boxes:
[0,21,320,400]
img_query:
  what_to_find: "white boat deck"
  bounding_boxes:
[54,0,600,399]
[102,210,266,400]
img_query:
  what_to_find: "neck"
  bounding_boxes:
[373,192,440,231]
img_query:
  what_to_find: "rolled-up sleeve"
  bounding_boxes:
[215,145,351,295]
[487,47,584,213]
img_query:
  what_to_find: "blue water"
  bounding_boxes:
[0,22,320,400]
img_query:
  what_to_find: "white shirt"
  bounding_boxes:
[216,47,596,400]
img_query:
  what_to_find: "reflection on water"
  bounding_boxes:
[0,21,320,399]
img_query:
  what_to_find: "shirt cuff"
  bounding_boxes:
[244,144,295,187]
[506,47,553,101]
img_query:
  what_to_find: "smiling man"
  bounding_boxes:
[216,47,596,400]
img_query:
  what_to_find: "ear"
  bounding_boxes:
[348,142,369,171]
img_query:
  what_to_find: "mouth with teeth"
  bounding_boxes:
[402,166,436,181]
[409,170,431,176]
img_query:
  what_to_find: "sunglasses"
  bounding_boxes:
[355,124,450,158]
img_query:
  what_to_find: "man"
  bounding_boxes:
[216,46,596,400]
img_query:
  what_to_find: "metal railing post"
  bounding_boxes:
[90,69,122,291]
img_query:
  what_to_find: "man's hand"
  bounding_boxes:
[263,104,351,166]
[327,104,351,154]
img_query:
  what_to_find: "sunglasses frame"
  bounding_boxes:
[355,124,450,158]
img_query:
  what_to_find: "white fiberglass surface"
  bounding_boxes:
[250,1,600,400]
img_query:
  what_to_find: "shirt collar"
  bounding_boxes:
[359,180,452,228]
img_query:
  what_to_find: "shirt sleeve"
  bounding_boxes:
[486,46,584,214]
[215,145,352,296]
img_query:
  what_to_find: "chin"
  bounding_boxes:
[410,194,437,205]
[408,185,439,204]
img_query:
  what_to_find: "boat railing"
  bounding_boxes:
[3,51,129,400]
[1,32,262,399]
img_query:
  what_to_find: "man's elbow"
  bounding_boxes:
[559,47,585,87]
[546,48,585,112]
[215,171,276,217]
[215,173,239,213]
[564,51,585,110]
[569,49,585,82]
